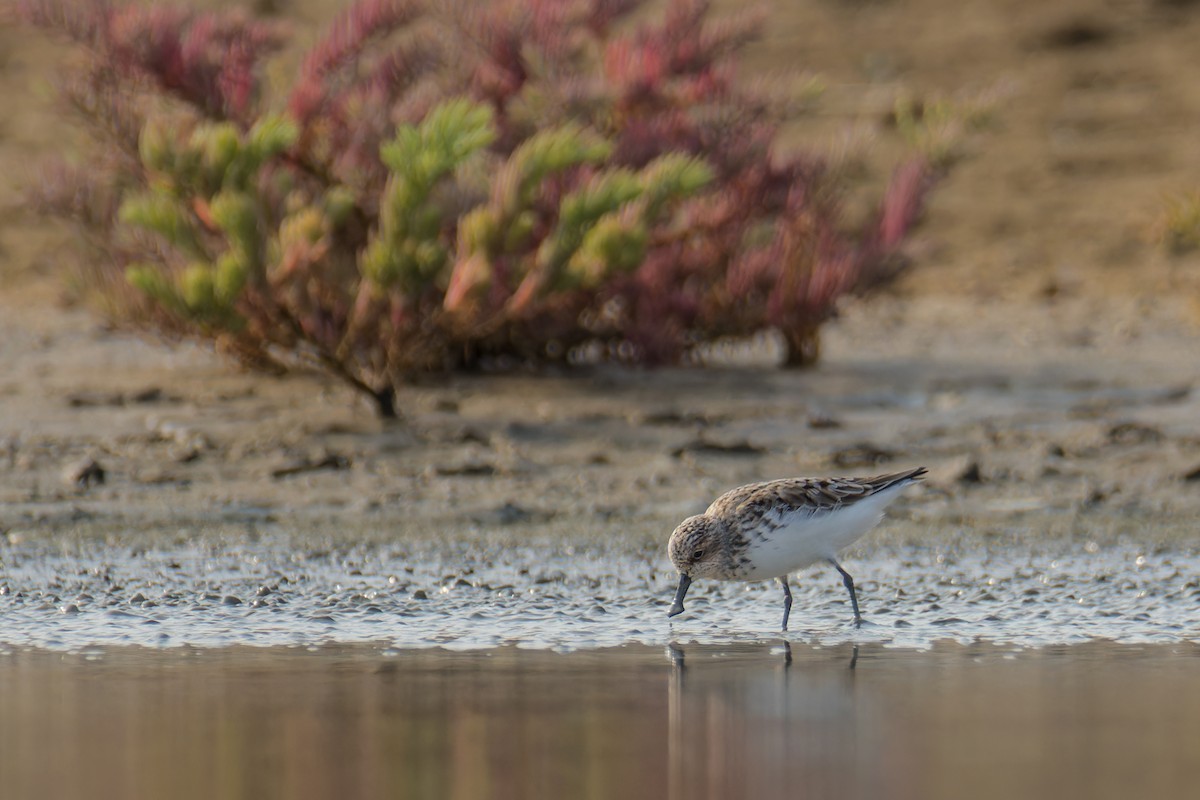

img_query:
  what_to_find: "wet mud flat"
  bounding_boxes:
[3,533,1200,650]
[3,294,1200,545]
[1,641,1198,800]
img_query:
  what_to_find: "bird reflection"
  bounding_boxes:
[667,640,859,673]
[667,640,869,800]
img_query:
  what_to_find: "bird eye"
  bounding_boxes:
[692,549,705,560]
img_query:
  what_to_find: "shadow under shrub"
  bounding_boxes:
[19,0,932,417]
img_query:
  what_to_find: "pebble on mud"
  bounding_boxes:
[1,435,18,468]
[62,456,105,489]
[432,460,498,477]
[270,452,351,479]
[1106,421,1164,446]
[806,412,843,430]
[471,501,551,526]
[671,437,766,457]
[828,442,895,469]
[928,455,984,488]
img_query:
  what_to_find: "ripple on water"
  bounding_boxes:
[1,538,1199,651]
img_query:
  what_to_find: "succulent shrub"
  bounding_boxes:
[19,0,931,417]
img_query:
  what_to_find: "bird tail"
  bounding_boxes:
[866,466,927,493]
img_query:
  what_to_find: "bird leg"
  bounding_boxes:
[778,576,793,632]
[828,559,862,627]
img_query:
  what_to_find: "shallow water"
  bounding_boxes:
[1,641,1198,800]
[2,537,1199,650]
[5,532,1200,799]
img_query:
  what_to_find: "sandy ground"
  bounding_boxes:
[1,289,1197,546]
[1,0,1199,545]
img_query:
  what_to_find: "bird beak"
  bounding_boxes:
[668,573,692,618]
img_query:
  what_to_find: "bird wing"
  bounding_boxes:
[710,467,927,520]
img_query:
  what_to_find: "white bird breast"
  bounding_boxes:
[734,487,904,581]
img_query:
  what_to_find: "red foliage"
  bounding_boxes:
[19,0,285,122]
[287,0,423,125]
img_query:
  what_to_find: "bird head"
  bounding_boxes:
[668,514,726,579]
[666,514,726,619]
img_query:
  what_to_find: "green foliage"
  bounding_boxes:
[568,209,648,288]
[363,100,496,291]
[379,99,495,177]
[638,154,715,219]
[193,123,240,191]
[1157,192,1200,255]
[209,191,260,260]
[545,155,712,289]
[893,88,1000,170]
[247,115,299,163]
[541,170,645,279]
[214,251,249,302]
[361,99,665,300]
[118,113,320,333]
[322,187,357,227]
[495,125,613,218]
[118,191,203,256]
[126,263,186,315]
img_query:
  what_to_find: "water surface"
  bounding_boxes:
[1,642,1198,800]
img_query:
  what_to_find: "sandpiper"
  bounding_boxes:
[667,467,926,631]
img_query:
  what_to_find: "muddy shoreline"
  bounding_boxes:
[2,291,1198,542]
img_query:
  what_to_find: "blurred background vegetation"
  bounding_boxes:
[5,0,1198,412]
[6,0,958,416]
